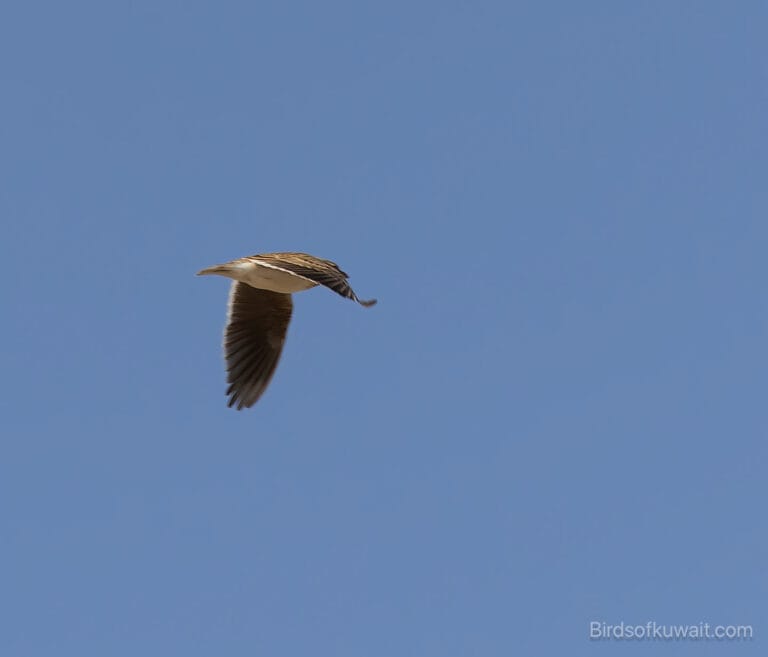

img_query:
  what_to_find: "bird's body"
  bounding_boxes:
[198,254,318,294]
[197,252,376,409]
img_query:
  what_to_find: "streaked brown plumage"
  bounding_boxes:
[197,252,376,409]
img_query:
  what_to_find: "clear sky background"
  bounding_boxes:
[1,1,765,655]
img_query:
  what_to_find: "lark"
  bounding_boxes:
[197,252,376,409]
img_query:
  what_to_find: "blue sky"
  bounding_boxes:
[1,1,766,655]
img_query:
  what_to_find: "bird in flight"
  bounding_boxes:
[197,252,377,409]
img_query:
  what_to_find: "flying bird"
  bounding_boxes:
[197,252,377,409]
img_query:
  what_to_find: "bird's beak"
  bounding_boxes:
[197,264,233,277]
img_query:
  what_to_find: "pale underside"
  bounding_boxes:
[206,259,318,294]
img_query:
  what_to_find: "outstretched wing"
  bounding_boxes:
[223,282,293,409]
[252,253,377,307]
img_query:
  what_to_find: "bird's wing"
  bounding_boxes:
[224,282,293,409]
[251,253,377,307]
